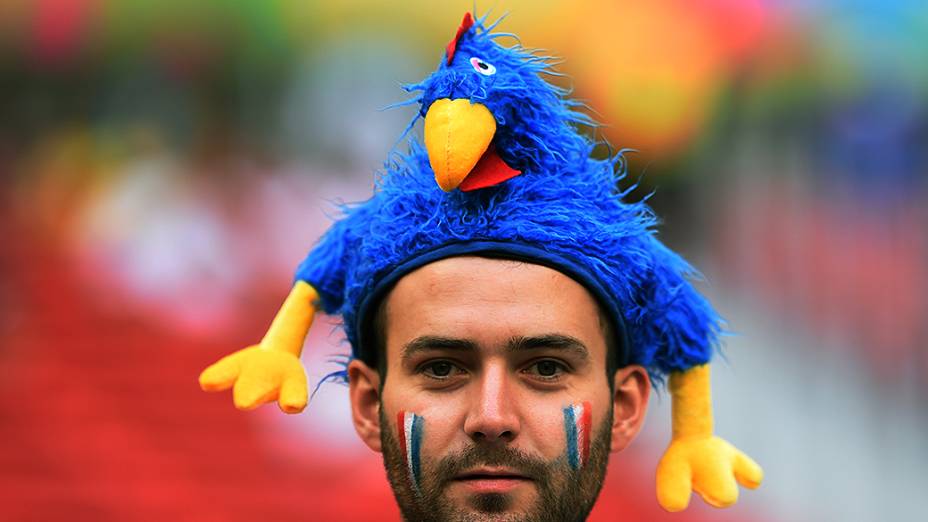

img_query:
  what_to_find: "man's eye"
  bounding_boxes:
[421,361,459,379]
[524,360,568,379]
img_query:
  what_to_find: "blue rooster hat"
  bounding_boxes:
[296,12,721,384]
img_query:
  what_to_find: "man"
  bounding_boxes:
[347,256,650,521]
[199,11,762,519]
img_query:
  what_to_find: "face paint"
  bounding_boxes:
[397,410,424,493]
[563,401,592,470]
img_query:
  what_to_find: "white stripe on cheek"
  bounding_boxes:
[405,413,414,483]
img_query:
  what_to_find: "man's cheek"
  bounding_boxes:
[397,410,425,494]
[563,401,592,470]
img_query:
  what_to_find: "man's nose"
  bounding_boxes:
[463,363,520,443]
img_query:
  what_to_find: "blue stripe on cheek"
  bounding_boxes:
[410,414,424,489]
[563,406,579,470]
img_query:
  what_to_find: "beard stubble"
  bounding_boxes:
[379,405,614,522]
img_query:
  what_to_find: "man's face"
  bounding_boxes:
[349,256,649,521]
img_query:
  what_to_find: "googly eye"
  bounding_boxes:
[470,57,496,76]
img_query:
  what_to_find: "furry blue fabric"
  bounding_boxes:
[295,13,721,387]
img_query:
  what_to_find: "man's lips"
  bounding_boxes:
[452,468,533,494]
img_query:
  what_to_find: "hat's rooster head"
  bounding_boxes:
[405,13,595,192]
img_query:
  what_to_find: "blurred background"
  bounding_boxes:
[0,0,925,520]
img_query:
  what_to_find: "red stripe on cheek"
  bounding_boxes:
[581,401,592,464]
[397,411,407,457]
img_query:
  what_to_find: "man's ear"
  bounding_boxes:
[610,365,651,453]
[348,359,383,453]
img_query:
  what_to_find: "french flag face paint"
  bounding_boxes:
[563,401,592,470]
[397,411,424,493]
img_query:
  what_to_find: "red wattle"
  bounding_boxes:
[459,147,522,192]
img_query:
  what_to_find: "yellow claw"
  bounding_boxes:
[656,364,763,511]
[656,435,763,511]
[200,345,308,413]
[198,281,318,414]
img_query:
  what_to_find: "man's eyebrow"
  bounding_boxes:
[401,336,478,363]
[505,334,591,362]
[399,334,591,363]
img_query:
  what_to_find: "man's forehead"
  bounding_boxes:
[381,255,608,361]
[394,256,575,294]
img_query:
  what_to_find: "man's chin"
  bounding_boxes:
[445,478,538,516]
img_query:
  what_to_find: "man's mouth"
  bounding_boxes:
[452,467,533,494]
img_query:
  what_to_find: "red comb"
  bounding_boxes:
[446,12,474,65]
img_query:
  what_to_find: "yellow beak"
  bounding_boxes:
[424,98,497,192]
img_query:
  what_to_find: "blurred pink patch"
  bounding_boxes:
[31,0,96,65]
